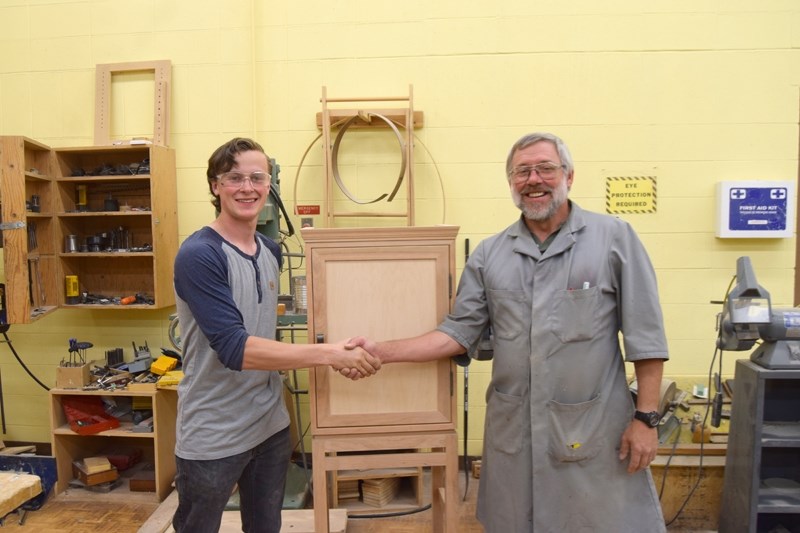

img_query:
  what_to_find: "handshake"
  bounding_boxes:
[332,336,380,380]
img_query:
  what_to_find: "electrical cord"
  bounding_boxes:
[663,274,736,526]
[462,238,471,502]
[1,329,50,391]
[279,234,305,274]
[657,421,683,499]
[664,350,718,526]
[283,372,311,488]
[270,186,295,238]
[348,504,432,519]
[663,347,714,526]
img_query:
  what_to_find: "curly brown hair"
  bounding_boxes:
[206,137,270,212]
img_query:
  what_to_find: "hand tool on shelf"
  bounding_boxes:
[66,338,93,366]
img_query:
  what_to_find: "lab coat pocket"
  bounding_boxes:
[487,289,527,341]
[547,394,603,462]
[550,286,599,343]
[486,387,525,455]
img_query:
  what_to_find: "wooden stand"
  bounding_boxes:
[312,430,458,533]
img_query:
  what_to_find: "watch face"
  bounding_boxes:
[636,410,660,427]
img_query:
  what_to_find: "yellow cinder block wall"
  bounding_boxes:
[1,1,798,458]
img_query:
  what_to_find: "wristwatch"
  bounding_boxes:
[633,410,661,428]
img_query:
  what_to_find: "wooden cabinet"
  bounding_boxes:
[719,359,800,532]
[303,226,460,533]
[49,388,177,502]
[303,226,458,435]
[0,136,177,323]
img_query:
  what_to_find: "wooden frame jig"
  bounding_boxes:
[318,85,423,226]
[94,60,171,146]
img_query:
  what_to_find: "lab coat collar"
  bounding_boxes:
[511,201,587,259]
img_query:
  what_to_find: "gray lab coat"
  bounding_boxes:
[440,203,668,533]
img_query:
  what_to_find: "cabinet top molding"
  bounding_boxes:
[301,225,459,244]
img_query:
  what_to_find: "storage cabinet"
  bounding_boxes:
[49,388,177,502]
[719,359,800,532]
[303,226,458,435]
[0,136,177,323]
[303,226,460,533]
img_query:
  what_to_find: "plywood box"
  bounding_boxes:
[56,364,90,389]
[127,383,157,392]
[72,461,119,486]
[130,464,156,492]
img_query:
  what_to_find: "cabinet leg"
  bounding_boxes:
[431,461,444,533]
[312,438,330,533]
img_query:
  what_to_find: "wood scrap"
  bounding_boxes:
[0,471,42,519]
[81,456,111,474]
[337,479,359,502]
[0,445,36,455]
[0,440,36,455]
[361,477,400,507]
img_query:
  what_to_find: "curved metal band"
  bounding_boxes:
[330,112,407,205]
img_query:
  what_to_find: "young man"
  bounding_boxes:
[172,138,381,533]
[349,132,668,532]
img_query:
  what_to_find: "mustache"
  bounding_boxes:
[520,185,552,194]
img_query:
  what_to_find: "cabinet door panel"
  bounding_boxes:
[0,136,58,323]
[305,227,458,434]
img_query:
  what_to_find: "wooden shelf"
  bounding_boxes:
[52,422,156,438]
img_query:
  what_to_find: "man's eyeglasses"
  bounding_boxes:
[509,163,564,183]
[216,171,270,189]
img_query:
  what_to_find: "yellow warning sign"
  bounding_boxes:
[606,176,657,214]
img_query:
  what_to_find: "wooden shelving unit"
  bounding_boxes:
[0,136,177,323]
[49,388,177,502]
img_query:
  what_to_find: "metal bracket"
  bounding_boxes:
[0,221,25,231]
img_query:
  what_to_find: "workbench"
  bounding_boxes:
[0,471,42,524]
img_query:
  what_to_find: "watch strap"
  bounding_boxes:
[634,410,660,428]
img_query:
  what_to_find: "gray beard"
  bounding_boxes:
[512,181,568,221]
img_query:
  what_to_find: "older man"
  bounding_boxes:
[350,132,668,532]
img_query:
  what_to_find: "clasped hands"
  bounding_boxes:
[332,336,379,381]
